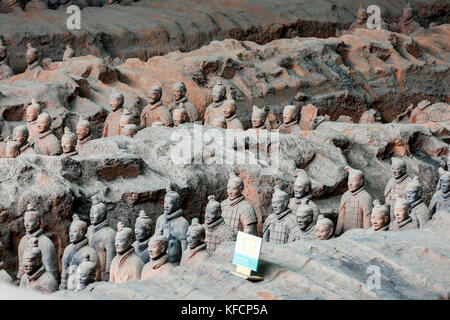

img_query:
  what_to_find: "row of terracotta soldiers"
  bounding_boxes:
[344,2,433,36]
[263,157,450,244]
[0,0,135,13]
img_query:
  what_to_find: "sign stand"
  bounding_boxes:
[230,231,264,282]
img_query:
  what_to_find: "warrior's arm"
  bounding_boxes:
[105,237,116,280]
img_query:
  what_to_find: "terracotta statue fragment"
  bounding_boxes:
[132,210,153,264]
[335,166,373,236]
[204,80,227,126]
[33,112,62,156]
[389,197,419,231]
[75,253,96,291]
[349,4,369,32]
[359,109,382,124]
[371,200,390,231]
[211,116,227,129]
[384,157,411,221]
[0,241,13,284]
[315,215,335,240]
[173,105,189,127]
[26,98,41,143]
[20,238,58,294]
[60,214,100,290]
[75,117,93,152]
[87,196,116,281]
[429,168,450,215]
[224,99,243,130]
[13,125,35,156]
[167,81,199,122]
[204,195,236,255]
[155,185,189,263]
[0,39,13,80]
[221,172,258,235]
[392,2,422,35]
[140,85,173,127]
[405,176,431,228]
[180,218,209,266]
[102,91,124,138]
[5,139,20,158]
[278,105,302,134]
[122,124,138,137]
[25,0,47,11]
[63,44,74,61]
[17,204,58,283]
[61,127,78,157]
[109,222,144,283]
[262,185,298,244]
[25,43,43,76]
[247,105,271,133]
[289,169,320,223]
[289,202,316,242]
[141,230,174,279]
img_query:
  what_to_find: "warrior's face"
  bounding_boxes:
[90,206,105,225]
[23,257,40,275]
[36,117,50,133]
[76,123,89,140]
[173,110,186,126]
[371,213,388,231]
[110,97,123,111]
[187,231,202,249]
[148,240,166,260]
[296,211,313,230]
[405,187,421,204]
[75,270,93,291]
[391,163,405,179]
[403,7,413,21]
[173,87,184,101]
[226,184,242,200]
[5,145,19,158]
[283,108,295,124]
[357,10,367,24]
[13,130,27,146]
[26,51,37,65]
[61,137,75,154]
[148,87,161,104]
[293,182,309,199]
[272,198,288,215]
[223,103,235,118]
[348,176,363,192]
[251,113,265,128]
[441,177,450,194]
[205,207,220,225]
[212,87,225,102]
[164,195,179,215]
[115,234,131,254]
[315,225,333,240]
[394,207,409,223]
[134,220,151,242]
[69,225,85,244]
[24,213,40,234]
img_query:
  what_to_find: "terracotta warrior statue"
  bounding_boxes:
[262,185,298,244]
[204,80,227,126]
[278,105,302,134]
[349,4,369,32]
[385,157,412,221]
[173,105,189,127]
[6,0,25,12]
[60,215,100,290]
[25,43,43,75]
[289,202,316,242]
[12,126,35,156]
[389,197,419,231]
[140,85,173,127]
[221,172,258,235]
[224,99,244,130]
[405,176,431,228]
[132,210,153,264]
[141,230,174,279]
[17,204,58,283]
[392,2,422,35]
[122,124,138,137]
[248,105,270,133]
[429,168,450,216]
[75,117,93,152]
[87,196,116,281]
[370,200,390,231]
[0,39,13,80]
[119,108,135,135]
[155,184,189,263]
[5,139,20,158]
[109,222,144,283]
[335,166,373,236]
[315,215,335,240]
[289,169,319,223]
[102,91,125,138]
[63,44,75,61]
[75,253,96,291]
[180,218,209,266]
[25,0,47,11]
[168,81,199,122]
[0,241,13,284]
[61,127,78,157]
[26,98,41,142]
[20,238,58,294]
[204,195,236,255]
[33,112,63,156]
[211,116,227,129]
